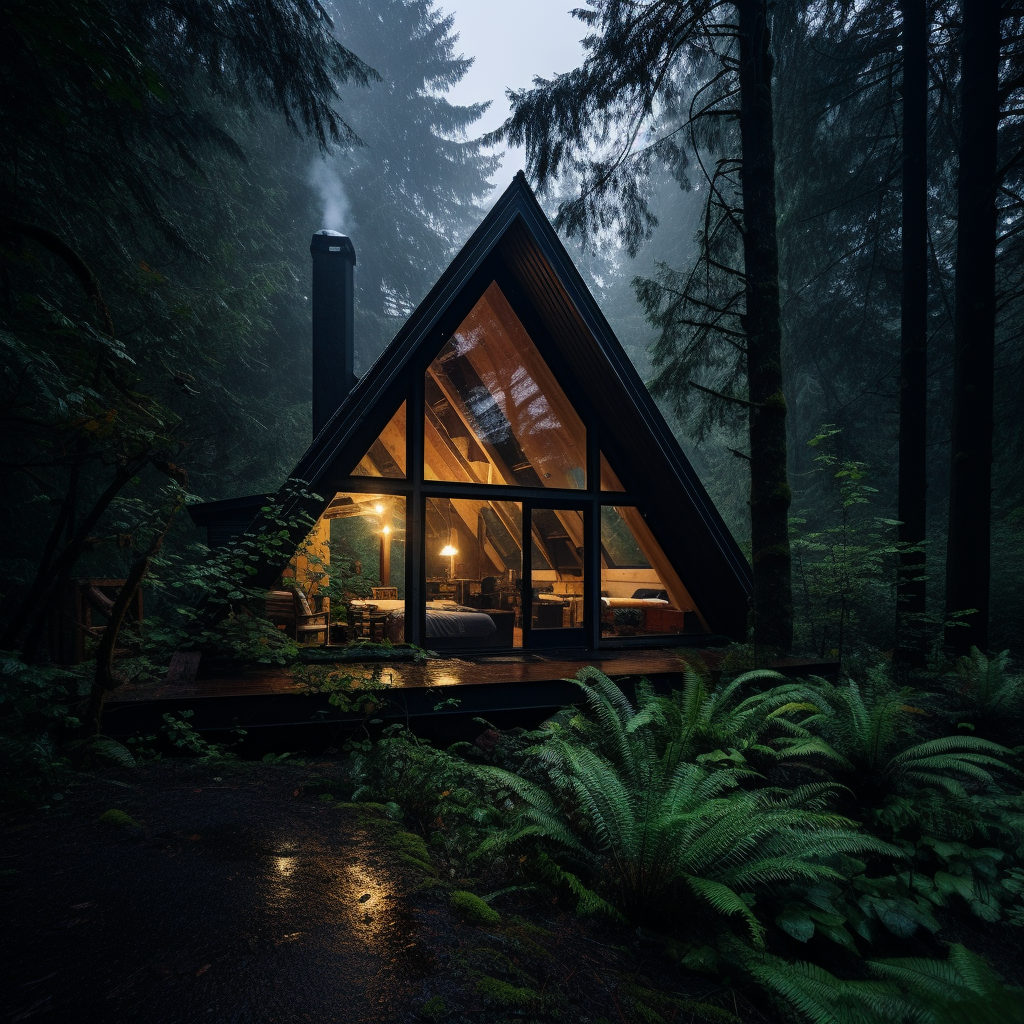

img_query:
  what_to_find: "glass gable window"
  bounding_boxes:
[425,497,523,649]
[600,452,625,491]
[312,283,713,652]
[425,282,587,488]
[352,402,407,478]
[600,505,706,638]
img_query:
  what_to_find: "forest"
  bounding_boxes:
[2,1,1024,1023]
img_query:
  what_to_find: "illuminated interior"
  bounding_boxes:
[424,497,523,649]
[600,506,706,638]
[280,278,707,649]
[352,402,406,478]
[424,282,586,489]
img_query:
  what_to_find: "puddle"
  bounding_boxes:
[4,796,430,1023]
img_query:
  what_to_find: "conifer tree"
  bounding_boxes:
[944,1,1001,654]
[494,0,793,652]
[322,0,499,346]
[896,0,929,665]
[0,0,374,651]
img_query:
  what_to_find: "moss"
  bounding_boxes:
[339,800,397,818]
[98,808,141,828]
[450,890,500,925]
[508,915,554,939]
[473,975,537,1007]
[419,995,446,1020]
[502,917,555,958]
[460,945,519,976]
[761,389,788,411]
[388,828,435,873]
[399,854,434,874]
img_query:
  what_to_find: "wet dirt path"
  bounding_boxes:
[1,764,429,1024]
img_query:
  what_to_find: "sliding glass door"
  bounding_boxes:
[523,502,588,649]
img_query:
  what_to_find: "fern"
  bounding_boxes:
[476,670,896,934]
[806,677,1014,814]
[744,952,912,1024]
[869,944,1024,1024]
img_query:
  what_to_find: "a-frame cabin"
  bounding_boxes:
[190,173,752,659]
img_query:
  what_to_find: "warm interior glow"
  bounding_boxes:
[439,544,458,557]
[351,402,407,478]
[374,503,384,514]
[424,281,586,489]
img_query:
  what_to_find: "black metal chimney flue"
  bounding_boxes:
[310,230,357,436]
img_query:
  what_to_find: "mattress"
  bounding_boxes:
[384,605,497,643]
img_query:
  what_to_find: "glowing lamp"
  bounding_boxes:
[439,544,458,557]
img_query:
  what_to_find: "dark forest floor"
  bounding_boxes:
[1,761,768,1024]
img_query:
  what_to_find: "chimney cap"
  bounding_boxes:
[310,231,356,262]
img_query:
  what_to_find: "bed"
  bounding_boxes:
[380,600,515,648]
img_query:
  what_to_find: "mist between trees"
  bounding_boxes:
[1,0,1023,664]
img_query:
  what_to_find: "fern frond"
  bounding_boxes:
[745,953,911,1024]
[685,874,765,944]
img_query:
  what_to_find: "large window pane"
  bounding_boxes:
[424,497,522,649]
[425,282,586,488]
[351,402,406,478]
[325,494,406,642]
[600,506,706,638]
[600,452,625,491]
[530,508,585,631]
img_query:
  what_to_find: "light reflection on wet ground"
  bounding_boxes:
[1,770,429,1023]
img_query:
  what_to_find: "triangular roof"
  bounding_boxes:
[196,173,752,638]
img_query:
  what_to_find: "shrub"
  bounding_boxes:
[476,669,896,938]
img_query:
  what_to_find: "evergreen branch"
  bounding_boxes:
[688,380,758,407]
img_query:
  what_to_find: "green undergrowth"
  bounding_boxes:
[299,655,1024,1024]
[323,798,438,878]
[472,975,538,1008]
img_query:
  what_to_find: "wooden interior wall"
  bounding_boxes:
[616,506,708,630]
[281,513,331,603]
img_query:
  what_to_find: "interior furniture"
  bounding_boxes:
[348,603,388,641]
[265,589,328,642]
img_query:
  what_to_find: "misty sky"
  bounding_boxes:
[442,0,586,186]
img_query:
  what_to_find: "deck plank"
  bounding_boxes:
[112,648,704,703]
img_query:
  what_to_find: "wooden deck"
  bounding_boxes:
[102,649,838,746]
[111,647,701,702]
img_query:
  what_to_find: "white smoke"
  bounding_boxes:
[308,159,350,232]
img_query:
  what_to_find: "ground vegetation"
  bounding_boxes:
[2,3,1024,1022]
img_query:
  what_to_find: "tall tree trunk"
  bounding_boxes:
[85,500,180,735]
[945,1,1000,655]
[896,0,929,666]
[3,458,146,657]
[736,0,793,654]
